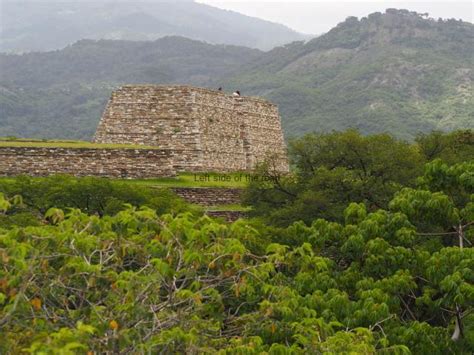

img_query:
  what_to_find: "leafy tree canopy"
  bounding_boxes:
[0,146,472,353]
[244,129,473,227]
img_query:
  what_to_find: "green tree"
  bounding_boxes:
[245,130,423,226]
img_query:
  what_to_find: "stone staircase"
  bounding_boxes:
[170,187,247,222]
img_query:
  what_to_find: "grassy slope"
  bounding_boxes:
[120,173,249,188]
[0,174,249,212]
[0,173,248,188]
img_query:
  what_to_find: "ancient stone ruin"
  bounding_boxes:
[94,85,289,173]
[0,85,288,178]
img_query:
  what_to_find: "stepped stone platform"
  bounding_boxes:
[1,85,288,185]
[171,187,243,206]
[0,146,175,178]
[206,211,247,223]
[94,85,288,174]
[169,187,247,222]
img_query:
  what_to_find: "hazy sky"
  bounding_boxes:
[197,1,473,34]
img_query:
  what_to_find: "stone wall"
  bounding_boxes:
[170,187,247,223]
[171,187,243,206]
[0,147,175,178]
[94,85,288,173]
[195,89,288,172]
[206,210,246,223]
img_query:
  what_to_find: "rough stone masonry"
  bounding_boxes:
[94,85,289,173]
[0,85,288,178]
[0,147,175,178]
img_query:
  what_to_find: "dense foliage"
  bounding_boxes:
[0,131,472,353]
[0,175,193,229]
[1,10,472,140]
[245,129,473,226]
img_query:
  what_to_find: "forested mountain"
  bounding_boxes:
[0,37,260,139]
[225,9,474,139]
[0,0,307,52]
[0,9,472,140]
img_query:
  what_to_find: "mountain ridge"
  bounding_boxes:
[0,36,262,138]
[0,9,472,140]
[0,0,309,52]
[224,9,473,139]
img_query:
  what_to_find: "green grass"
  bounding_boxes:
[0,174,250,213]
[0,138,158,150]
[0,173,250,189]
[121,173,250,188]
[205,204,251,212]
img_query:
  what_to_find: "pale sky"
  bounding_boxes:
[197,1,473,34]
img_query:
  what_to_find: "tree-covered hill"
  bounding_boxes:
[0,37,261,139]
[1,0,308,52]
[0,9,472,140]
[226,9,473,139]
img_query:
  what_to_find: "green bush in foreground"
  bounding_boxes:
[0,131,472,353]
[0,186,472,353]
[0,175,193,218]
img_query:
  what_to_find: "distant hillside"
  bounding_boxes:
[0,37,261,139]
[0,9,472,140]
[0,0,308,52]
[226,9,473,139]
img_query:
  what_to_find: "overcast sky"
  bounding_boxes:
[197,0,473,34]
